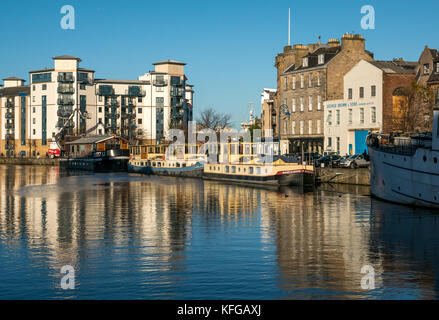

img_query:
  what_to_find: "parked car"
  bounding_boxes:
[314,154,341,167]
[331,155,349,168]
[340,154,370,168]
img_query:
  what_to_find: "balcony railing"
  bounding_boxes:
[6,101,14,108]
[58,74,75,83]
[5,134,15,140]
[5,123,14,129]
[98,86,115,96]
[5,112,14,119]
[57,85,75,94]
[171,79,185,87]
[121,113,135,119]
[153,79,168,86]
[125,87,146,97]
[57,119,74,128]
[105,112,120,119]
[57,107,73,117]
[58,97,75,105]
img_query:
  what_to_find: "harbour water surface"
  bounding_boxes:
[0,165,439,299]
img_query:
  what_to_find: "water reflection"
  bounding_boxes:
[0,165,438,299]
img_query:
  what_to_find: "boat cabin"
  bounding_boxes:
[65,135,129,158]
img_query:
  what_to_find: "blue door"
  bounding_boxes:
[355,130,368,154]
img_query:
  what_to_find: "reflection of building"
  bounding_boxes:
[0,57,194,157]
[324,59,415,155]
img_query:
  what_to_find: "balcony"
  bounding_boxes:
[6,101,14,108]
[171,79,185,87]
[57,85,75,94]
[108,100,120,107]
[58,74,75,83]
[5,123,14,129]
[105,112,120,120]
[5,112,14,119]
[126,86,145,97]
[98,85,115,96]
[57,119,74,128]
[171,88,185,97]
[121,113,135,119]
[58,97,75,105]
[77,75,92,85]
[5,134,15,140]
[153,79,168,86]
[57,107,73,117]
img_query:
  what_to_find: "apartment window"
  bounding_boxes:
[32,107,36,113]
[300,120,304,135]
[327,137,332,148]
[33,85,36,91]
[360,108,365,124]
[309,74,312,87]
[371,107,376,123]
[284,77,288,91]
[317,71,322,86]
[348,88,353,100]
[424,63,430,74]
[371,85,376,97]
[317,95,322,110]
[292,121,296,135]
[98,118,102,124]
[32,96,35,102]
[300,97,304,112]
[303,57,308,67]
[292,76,296,90]
[292,98,296,112]
[308,120,313,134]
[138,108,142,113]
[33,129,36,135]
[349,109,353,125]
[336,137,340,153]
[327,110,333,126]
[308,95,313,111]
[99,95,103,102]
[336,110,340,125]
[156,97,164,107]
[359,87,364,98]
[138,119,142,125]
[300,75,304,88]
[317,119,321,134]
[98,107,102,113]
[318,54,324,64]
[80,84,85,90]
[138,97,142,103]
[33,118,36,124]
[98,129,102,135]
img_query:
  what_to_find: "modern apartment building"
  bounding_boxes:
[0,78,30,156]
[273,34,374,154]
[0,56,194,157]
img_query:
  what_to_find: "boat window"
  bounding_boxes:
[176,163,180,168]
[152,162,156,167]
[141,162,144,166]
[225,166,230,173]
[249,167,254,174]
[158,162,161,167]
[183,163,186,167]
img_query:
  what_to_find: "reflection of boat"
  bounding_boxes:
[128,143,204,177]
[60,135,130,172]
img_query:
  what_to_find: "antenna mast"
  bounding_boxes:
[288,8,291,45]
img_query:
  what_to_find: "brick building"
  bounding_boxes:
[273,33,374,154]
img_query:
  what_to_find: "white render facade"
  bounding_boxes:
[25,56,193,150]
[324,60,383,155]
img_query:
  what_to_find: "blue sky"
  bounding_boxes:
[0,0,437,127]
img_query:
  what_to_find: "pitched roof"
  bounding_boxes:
[0,85,30,96]
[282,46,342,74]
[52,55,82,61]
[153,60,186,66]
[369,60,417,74]
[3,76,25,81]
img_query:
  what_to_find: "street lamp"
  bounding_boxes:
[278,104,290,154]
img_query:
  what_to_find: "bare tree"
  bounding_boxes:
[392,80,434,133]
[196,108,232,131]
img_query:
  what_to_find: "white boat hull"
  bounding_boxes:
[368,145,439,209]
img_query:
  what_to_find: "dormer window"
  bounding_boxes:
[318,54,324,64]
[303,57,308,67]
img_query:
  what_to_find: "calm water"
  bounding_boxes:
[1,165,439,300]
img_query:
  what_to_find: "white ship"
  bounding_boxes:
[367,107,439,208]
